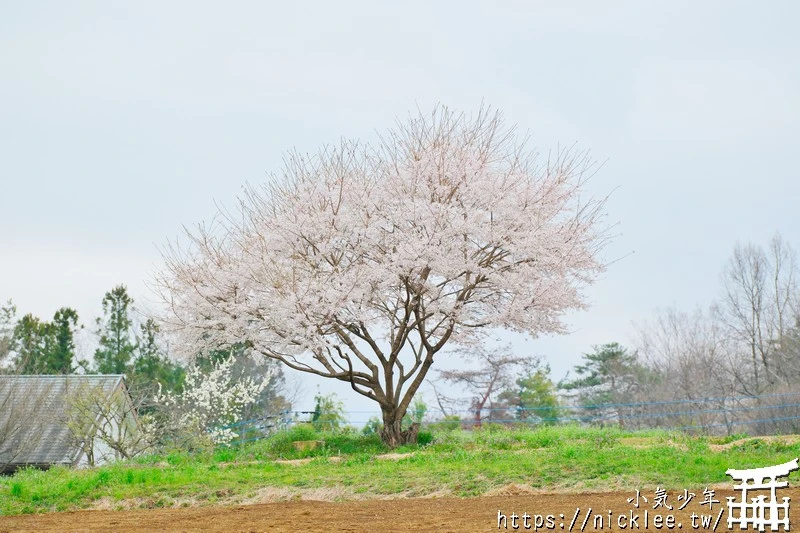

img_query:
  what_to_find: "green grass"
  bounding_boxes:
[1,425,799,516]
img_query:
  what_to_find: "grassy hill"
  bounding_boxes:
[2,425,800,516]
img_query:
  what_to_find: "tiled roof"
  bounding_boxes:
[0,375,126,471]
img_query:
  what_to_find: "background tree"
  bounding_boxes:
[10,314,56,374]
[497,362,560,425]
[433,343,532,426]
[714,233,800,393]
[48,307,81,374]
[94,285,136,374]
[559,342,648,428]
[157,106,610,446]
[402,397,428,429]
[8,308,81,374]
[634,307,735,430]
[130,318,185,397]
[310,391,347,432]
[772,318,800,383]
[0,300,16,368]
[154,356,266,447]
[63,381,154,465]
[195,343,291,422]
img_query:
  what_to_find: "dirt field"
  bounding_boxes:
[1,488,796,532]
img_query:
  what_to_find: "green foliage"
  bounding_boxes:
[417,430,434,446]
[129,318,184,396]
[50,308,81,374]
[428,415,461,432]
[402,397,428,429]
[499,363,560,424]
[559,342,653,427]
[94,285,136,374]
[286,424,318,442]
[559,342,639,399]
[319,431,384,456]
[362,416,382,436]
[8,307,82,374]
[11,313,55,373]
[254,425,389,458]
[10,482,23,497]
[588,428,621,448]
[311,392,346,432]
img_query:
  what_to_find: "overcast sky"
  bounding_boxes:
[2,1,798,417]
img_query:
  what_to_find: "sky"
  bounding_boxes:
[1,1,799,418]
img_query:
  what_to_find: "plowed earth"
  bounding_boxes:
[1,488,793,532]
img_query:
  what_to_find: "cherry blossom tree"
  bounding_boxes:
[156,106,611,446]
[433,343,533,427]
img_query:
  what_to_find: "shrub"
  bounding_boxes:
[402,398,428,429]
[362,416,382,436]
[417,431,434,446]
[429,415,461,432]
[311,393,347,432]
[154,357,267,446]
[287,423,319,441]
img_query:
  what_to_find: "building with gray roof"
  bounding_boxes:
[0,375,140,473]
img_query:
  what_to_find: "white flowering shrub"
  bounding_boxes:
[155,356,268,446]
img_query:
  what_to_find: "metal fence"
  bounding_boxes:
[430,390,800,435]
[224,390,800,443]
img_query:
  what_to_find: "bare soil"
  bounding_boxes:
[3,487,797,532]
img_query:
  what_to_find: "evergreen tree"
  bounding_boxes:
[311,391,346,432]
[94,285,136,374]
[49,307,80,373]
[558,342,648,427]
[498,363,560,424]
[12,313,56,373]
[130,318,185,394]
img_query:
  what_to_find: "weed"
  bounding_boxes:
[10,482,24,497]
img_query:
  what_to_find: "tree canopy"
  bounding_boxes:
[157,106,611,445]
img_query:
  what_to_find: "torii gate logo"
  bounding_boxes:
[726,458,799,531]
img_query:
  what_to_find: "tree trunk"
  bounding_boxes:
[472,399,483,429]
[379,409,420,447]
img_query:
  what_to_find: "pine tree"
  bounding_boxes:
[12,314,56,373]
[49,307,80,373]
[94,285,136,374]
[130,318,185,394]
[558,342,647,427]
[498,363,560,424]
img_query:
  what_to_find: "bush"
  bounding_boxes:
[287,424,319,441]
[417,431,434,446]
[311,393,347,432]
[322,432,385,455]
[402,398,428,429]
[428,415,461,433]
[262,424,321,456]
[362,416,382,436]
